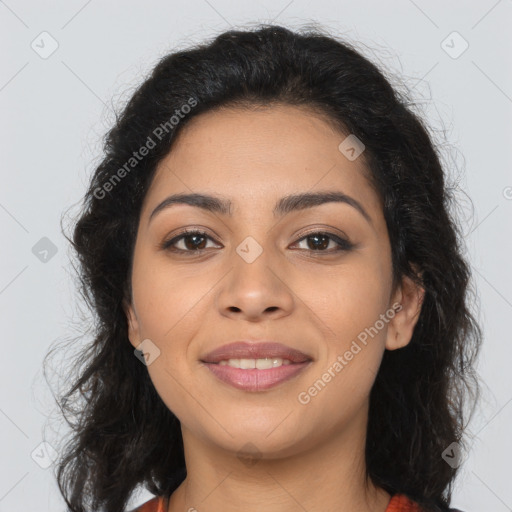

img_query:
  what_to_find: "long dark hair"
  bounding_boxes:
[45,23,481,512]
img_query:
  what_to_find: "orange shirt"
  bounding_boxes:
[130,493,423,511]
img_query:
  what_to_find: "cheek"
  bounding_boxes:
[294,268,390,428]
[129,249,213,405]
[294,256,392,400]
[130,257,202,416]
[295,258,391,344]
[130,251,210,342]
[301,260,392,408]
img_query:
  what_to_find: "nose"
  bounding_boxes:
[215,245,295,322]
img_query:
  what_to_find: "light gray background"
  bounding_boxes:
[1,1,511,511]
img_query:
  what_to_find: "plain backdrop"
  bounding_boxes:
[1,1,511,511]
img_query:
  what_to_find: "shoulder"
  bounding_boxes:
[386,494,466,512]
[127,495,168,512]
[387,494,424,512]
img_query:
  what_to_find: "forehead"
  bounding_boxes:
[142,104,382,219]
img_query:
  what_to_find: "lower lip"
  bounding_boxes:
[202,361,312,391]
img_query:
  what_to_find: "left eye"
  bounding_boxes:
[292,231,353,252]
[161,230,353,255]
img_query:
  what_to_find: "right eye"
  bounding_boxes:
[160,229,222,254]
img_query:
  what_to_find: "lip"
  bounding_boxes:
[200,341,313,392]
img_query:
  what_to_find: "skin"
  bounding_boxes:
[125,104,424,512]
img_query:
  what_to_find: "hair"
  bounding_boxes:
[47,23,482,512]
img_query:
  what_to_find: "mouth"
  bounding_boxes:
[200,341,313,391]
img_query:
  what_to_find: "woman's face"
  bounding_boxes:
[126,104,422,459]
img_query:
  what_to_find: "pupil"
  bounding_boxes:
[186,234,206,250]
[308,234,328,250]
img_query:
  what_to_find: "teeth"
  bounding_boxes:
[217,358,292,369]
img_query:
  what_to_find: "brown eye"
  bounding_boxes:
[293,231,354,253]
[161,230,221,254]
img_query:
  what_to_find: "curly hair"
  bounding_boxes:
[46,23,481,512]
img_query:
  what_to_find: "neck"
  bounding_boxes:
[167,406,390,512]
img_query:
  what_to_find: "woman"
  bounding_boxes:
[53,23,480,512]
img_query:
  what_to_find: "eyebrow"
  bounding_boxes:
[148,191,372,225]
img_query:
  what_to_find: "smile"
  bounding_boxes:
[202,359,312,391]
[218,357,292,369]
[200,341,313,391]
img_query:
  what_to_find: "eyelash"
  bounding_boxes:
[160,229,354,255]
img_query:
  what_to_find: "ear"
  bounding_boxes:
[123,298,141,349]
[385,267,425,351]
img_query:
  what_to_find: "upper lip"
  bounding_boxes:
[200,341,313,364]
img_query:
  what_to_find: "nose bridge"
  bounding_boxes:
[216,233,294,319]
[234,233,274,287]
